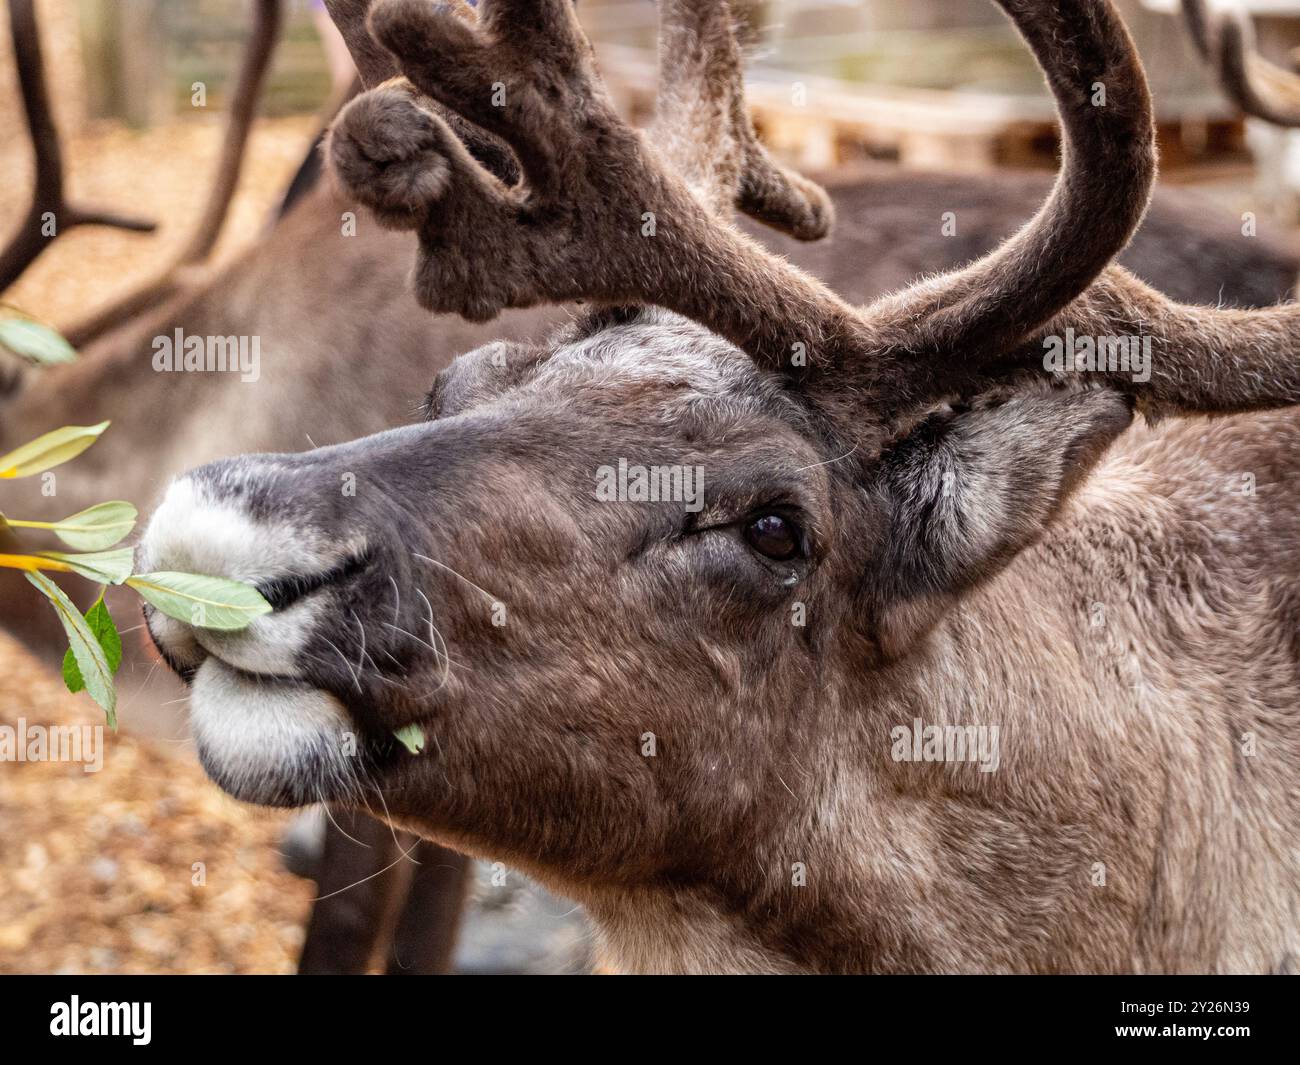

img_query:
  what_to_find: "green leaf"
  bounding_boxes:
[4,501,138,550]
[0,317,78,365]
[126,571,272,631]
[393,724,426,755]
[37,547,134,585]
[56,501,138,550]
[0,421,109,479]
[26,571,117,728]
[62,594,123,695]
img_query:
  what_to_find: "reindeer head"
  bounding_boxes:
[140,0,1300,955]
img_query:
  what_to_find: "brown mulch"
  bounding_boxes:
[0,33,326,975]
[0,631,312,974]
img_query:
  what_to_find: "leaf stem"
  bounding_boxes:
[0,552,74,573]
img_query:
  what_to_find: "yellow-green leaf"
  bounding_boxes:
[37,547,134,585]
[6,501,138,550]
[0,317,78,365]
[26,571,116,727]
[393,724,426,755]
[0,421,109,479]
[127,571,272,631]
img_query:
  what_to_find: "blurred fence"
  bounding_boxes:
[593,0,1245,171]
[0,0,1265,174]
[76,0,329,125]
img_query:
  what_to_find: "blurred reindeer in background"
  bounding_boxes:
[3,0,1298,973]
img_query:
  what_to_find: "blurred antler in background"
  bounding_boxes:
[1180,0,1300,127]
[1213,6,1300,127]
[62,0,286,348]
[0,0,156,294]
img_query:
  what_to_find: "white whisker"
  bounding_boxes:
[320,635,363,693]
[412,552,502,605]
[310,838,422,902]
[317,795,372,849]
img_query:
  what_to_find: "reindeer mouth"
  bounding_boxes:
[139,603,357,806]
[137,471,380,806]
[255,549,375,613]
[185,655,357,807]
[142,597,367,807]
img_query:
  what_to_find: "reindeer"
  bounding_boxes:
[6,0,1294,652]
[129,0,1300,973]
[7,0,1298,973]
[16,2,1295,651]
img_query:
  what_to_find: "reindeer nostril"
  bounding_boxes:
[257,550,374,612]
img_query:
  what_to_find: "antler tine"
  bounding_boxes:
[876,0,1300,419]
[322,0,400,87]
[0,0,156,295]
[1179,0,1212,61]
[1214,8,1300,127]
[1029,266,1300,417]
[326,0,861,348]
[177,0,284,269]
[64,0,284,347]
[1180,0,1300,127]
[321,0,520,186]
[652,0,832,240]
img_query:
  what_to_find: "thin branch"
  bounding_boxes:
[0,0,156,294]
[179,0,285,265]
[63,0,285,347]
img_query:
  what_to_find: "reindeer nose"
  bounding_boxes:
[139,465,371,679]
[140,462,363,586]
[142,472,303,584]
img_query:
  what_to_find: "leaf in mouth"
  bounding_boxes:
[393,724,426,755]
[127,571,273,630]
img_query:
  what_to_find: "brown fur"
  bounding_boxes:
[9,0,1300,975]
[128,0,1300,974]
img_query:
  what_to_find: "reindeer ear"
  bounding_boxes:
[863,389,1133,659]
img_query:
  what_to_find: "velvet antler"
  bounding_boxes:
[327,0,1300,421]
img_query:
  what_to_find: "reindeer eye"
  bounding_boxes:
[743,513,801,561]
